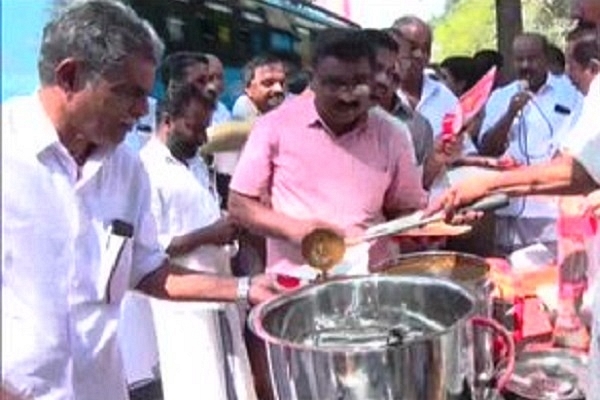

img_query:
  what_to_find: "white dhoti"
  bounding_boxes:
[152,247,257,400]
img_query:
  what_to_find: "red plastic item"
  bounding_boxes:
[275,274,301,290]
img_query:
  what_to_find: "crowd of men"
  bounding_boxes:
[2,0,600,399]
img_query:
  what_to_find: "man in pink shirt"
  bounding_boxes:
[228,29,427,275]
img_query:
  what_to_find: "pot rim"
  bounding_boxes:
[375,250,491,284]
[248,274,476,354]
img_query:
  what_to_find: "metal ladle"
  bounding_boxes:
[301,194,509,276]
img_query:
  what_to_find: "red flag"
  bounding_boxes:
[442,66,497,137]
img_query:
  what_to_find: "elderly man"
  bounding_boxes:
[391,15,478,156]
[1,2,278,399]
[228,29,426,275]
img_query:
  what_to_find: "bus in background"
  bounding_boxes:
[1,0,358,105]
[126,0,359,106]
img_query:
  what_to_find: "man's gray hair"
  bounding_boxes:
[39,0,164,85]
[392,15,432,36]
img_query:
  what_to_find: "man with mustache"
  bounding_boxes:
[232,54,286,121]
[228,28,426,276]
[364,28,464,190]
[1,1,279,399]
[391,16,478,157]
[477,32,583,256]
[139,84,256,400]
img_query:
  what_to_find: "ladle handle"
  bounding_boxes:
[457,193,509,214]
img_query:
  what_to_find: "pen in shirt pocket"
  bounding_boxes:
[104,219,133,303]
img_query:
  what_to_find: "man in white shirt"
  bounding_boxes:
[478,32,583,255]
[119,51,219,390]
[206,53,232,126]
[140,84,255,400]
[1,2,279,399]
[391,16,478,156]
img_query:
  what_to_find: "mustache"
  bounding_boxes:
[336,100,361,109]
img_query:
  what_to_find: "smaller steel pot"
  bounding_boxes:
[503,349,588,400]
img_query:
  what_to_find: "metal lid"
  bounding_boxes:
[505,349,588,400]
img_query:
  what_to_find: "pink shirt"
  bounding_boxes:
[230,93,427,273]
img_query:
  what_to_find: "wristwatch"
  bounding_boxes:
[236,276,251,306]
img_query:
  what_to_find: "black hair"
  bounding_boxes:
[159,83,214,121]
[440,56,478,89]
[311,28,375,68]
[473,49,504,81]
[242,53,284,87]
[567,25,600,67]
[160,51,208,87]
[547,43,566,72]
[473,49,504,69]
[362,28,399,53]
[515,32,551,56]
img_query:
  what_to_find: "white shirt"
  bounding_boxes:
[560,74,600,396]
[214,95,260,176]
[401,74,478,155]
[211,100,232,126]
[123,96,158,152]
[140,138,224,272]
[139,137,256,400]
[210,101,241,176]
[2,94,166,400]
[481,74,583,220]
[563,74,600,184]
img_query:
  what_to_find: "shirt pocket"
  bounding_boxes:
[96,221,134,304]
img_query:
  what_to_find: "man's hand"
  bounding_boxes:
[434,133,464,166]
[210,216,240,245]
[508,90,531,116]
[584,189,600,217]
[248,274,282,305]
[425,177,493,218]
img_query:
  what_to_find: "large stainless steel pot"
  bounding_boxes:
[249,275,477,400]
[376,251,499,398]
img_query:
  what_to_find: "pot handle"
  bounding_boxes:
[471,316,515,390]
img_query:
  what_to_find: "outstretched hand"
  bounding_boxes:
[584,189,600,218]
[424,178,492,221]
[248,274,283,305]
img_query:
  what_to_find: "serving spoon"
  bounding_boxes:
[301,193,509,276]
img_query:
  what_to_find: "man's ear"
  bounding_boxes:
[162,112,172,128]
[55,58,86,93]
[590,58,600,74]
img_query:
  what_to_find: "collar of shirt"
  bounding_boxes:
[418,74,442,109]
[28,92,63,156]
[302,92,369,137]
[146,136,187,168]
[26,93,112,185]
[390,94,414,121]
[533,72,559,96]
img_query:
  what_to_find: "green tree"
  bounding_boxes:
[432,0,497,61]
[432,0,571,61]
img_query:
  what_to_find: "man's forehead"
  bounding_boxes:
[256,63,284,73]
[513,37,545,53]
[316,58,372,76]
